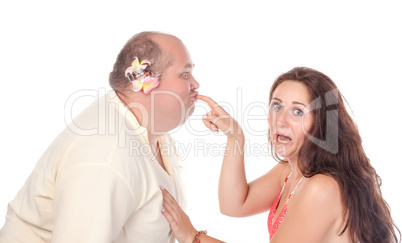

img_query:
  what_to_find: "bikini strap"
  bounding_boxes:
[286,176,304,203]
[285,171,292,183]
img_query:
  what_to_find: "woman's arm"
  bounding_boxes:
[197,95,287,217]
[220,162,289,217]
[161,187,225,243]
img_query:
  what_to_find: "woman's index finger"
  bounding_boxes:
[196,95,223,111]
[196,95,217,106]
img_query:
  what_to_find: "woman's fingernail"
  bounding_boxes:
[161,208,166,213]
[202,114,207,119]
[212,126,218,131]
[159,185,165,191]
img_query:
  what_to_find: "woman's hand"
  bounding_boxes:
[160,186,198,243]
[197,95,244,139]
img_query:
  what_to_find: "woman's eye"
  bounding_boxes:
[294,109,303,116]
[182,73,188,79]
[272,103,281,110]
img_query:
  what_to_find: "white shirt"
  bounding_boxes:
[0,91,185,243]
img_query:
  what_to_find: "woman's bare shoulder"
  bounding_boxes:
[305,174,340,192]
[296,174,343,215]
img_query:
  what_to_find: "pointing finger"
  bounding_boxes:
[197,95,227,114]
[197,95,218,107]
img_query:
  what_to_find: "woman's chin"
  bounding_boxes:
[273,145,298,160]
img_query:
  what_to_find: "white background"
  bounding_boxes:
[0,1,401,242]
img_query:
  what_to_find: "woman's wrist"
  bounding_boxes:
[227,133,245,144]
[191,230,207,243]
[185,228,199,243]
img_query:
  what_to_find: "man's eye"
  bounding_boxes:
[182,73,188,79]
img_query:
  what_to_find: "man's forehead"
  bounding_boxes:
[152,34,192,68]
[153,34,183,49]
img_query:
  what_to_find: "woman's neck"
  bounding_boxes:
[286,157,303,179]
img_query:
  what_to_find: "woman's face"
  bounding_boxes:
[268,80,314,160]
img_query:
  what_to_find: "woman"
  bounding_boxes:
[161,67,400,243]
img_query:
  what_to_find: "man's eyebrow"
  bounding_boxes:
[185,63,195,69]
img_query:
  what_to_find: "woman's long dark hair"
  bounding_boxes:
[269,67,400,243]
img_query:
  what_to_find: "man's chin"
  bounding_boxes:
[187,106,195,117]
[186,102,196,116]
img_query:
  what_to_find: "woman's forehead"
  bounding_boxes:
[272,80,311,104]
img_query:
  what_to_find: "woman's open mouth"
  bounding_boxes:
[276,134,292,144]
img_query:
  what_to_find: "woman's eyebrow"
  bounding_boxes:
[293,101,306,107]
[272,97,306,107]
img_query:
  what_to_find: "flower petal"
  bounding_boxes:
[132,79,143,92]
[132,57,140,67]
[140,60,151,65]
[142,77,159,94]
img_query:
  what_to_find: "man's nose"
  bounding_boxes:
[191,77,200,90]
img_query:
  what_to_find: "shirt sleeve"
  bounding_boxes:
[51,164,135,243]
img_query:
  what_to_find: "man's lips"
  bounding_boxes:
[190,91,199,101]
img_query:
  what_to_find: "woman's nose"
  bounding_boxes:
[276,110,288,128]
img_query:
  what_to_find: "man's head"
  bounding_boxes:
[109,31,175,94]
[110,32,200,133]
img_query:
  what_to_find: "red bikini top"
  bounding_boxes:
[267,172,304,240]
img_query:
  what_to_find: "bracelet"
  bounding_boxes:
[192,230,207,243]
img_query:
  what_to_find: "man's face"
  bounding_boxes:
[151,36,200,133]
